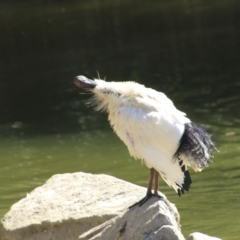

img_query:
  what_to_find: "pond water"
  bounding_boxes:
[1,1,240,239]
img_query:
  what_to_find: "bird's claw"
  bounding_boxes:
[129,192,162,209]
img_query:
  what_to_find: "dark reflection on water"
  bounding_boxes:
[0,1,240,239]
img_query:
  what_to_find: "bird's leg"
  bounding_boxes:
[129,168,156,209]
[154,169,159,195]
[152,169,162,199]
[146,168,155,196]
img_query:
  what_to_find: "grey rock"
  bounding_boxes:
[79,196,185,240]
[0,172,147,240]
[0,172,182,240]
[1,172,220,240]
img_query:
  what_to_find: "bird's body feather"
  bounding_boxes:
[113,108,188,191]
[75,77,215,195]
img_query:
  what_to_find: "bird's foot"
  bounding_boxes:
[128,192,162,209]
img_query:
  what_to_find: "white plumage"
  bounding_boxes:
[74,76,215,203]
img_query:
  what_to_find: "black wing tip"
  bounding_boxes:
[175,122,216,153]
[177,189,182,196]
[174,122,216,172]
[175,121,216,197]
[183,170,192,189]
[177,169,192,197]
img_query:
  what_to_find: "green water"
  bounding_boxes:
[1,1,240,239]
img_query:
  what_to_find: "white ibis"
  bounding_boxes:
[74,75,216,207]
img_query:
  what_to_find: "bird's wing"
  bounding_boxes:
[111,102,191,193]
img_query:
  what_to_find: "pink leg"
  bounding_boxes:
[153,169,159,195]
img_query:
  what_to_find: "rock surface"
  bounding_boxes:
[187,232,222,240]
[0,172,221,240]
[0,172,182,240]
[79,197,185,240]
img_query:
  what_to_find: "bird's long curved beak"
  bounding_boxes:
[74,75,97,89]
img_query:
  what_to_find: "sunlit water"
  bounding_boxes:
[1,1,240,239]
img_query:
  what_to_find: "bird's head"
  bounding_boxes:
[74,75,148,113]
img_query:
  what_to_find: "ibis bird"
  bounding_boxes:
[74,75,215,206]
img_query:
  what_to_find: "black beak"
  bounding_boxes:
[74,75,97,89]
